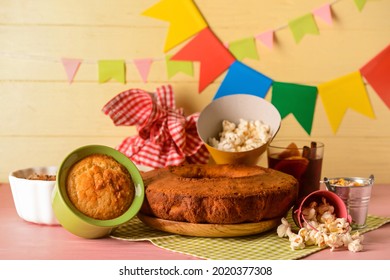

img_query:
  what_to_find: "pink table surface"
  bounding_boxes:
[0,182,389,260]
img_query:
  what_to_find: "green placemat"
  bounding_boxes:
[110,214,390,260]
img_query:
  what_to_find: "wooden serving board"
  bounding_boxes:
[137,213,280,238]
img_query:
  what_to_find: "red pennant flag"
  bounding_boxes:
[61,58,82,84]
[171,27,236,93]
[360,44,390,109]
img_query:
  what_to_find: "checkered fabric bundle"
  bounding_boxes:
[102,85,210,168]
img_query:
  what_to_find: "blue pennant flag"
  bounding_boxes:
[214,61,273,100]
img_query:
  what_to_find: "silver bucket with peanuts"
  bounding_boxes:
[322,175,374,229]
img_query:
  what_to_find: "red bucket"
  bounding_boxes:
[292,190,352,228]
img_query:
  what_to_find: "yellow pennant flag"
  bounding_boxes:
[142,0,208,52]
[318,71,375,133]
[98,60,126,84]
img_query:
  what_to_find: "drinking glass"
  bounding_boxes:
[267,140,324,202]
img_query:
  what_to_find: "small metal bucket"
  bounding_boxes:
[323,175,374,229]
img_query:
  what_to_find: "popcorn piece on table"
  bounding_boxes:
[276,198,364,252]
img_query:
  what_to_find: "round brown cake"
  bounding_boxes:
[66,154,134,220]
[140,164,298,224]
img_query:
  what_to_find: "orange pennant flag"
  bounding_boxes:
[317,71,375,133]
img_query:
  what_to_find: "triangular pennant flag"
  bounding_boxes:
[360,44,390,109]
[133,58,153,83]
[61,58,82,84]
[171,27,236,93]
[165,54,194,78]
[288,13,319,43]
[271,81,318,135]
[98,60,126,84]
[255,30,274,49]
[214,61,273,100]
[142,0,208,52]
[313,4,333,26]
[317,71,375,133]
[228,37,259,61]
[354,0,367,12]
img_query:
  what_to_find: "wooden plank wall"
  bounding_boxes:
[1,0,389,183]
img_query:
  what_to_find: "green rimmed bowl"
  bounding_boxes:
[52,145,144,239]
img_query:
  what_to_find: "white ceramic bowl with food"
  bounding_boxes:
[9,166,59,225]
[197,94,281,165]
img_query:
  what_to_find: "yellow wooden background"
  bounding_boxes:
[1,0,389,183]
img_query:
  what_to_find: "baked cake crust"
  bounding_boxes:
[140,164,298,224]
[66,154,134,220]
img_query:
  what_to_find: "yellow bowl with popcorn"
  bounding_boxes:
[197,94,281,165]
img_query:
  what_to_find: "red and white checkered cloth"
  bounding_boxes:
[102,85,210,168]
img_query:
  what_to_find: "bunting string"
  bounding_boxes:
[1,0,388,135]
[1,0,365,84]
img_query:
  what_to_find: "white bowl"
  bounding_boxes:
[197,94,281,165]
[9,166,59,225]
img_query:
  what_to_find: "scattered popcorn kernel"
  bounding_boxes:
[277,218,290,237]
[276,197,364,253]
[348,239,364,252]
[289,233,305,250]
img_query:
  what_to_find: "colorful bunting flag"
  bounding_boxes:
[228,37,259,61]
[165,55,194,78]
[61,58,82,84]
[313,4,333,26]
[354,0,367,12]
[255,30,274,49]
[360,44,390,109]
[214,61,273,100]
[133,58,153,83]
[288,14,320,43]
[317,71,375,133]
[271,82,318,135]
[98,60,126,84]
[142,0,208,52]
[55,0,386,135]
[171,27,236,93]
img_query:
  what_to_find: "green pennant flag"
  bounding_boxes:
[354,0,367,12]
[228,37,259,61]
[288,13,319,43]
[165,54,194,79]
[271,81,318,135]
[98,60,126,83]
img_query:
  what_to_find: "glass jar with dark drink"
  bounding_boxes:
[267,140,324,202]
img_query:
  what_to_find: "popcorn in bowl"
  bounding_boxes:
[208,119,271,152]
[197,93,281,165]
[277,197,364,252]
